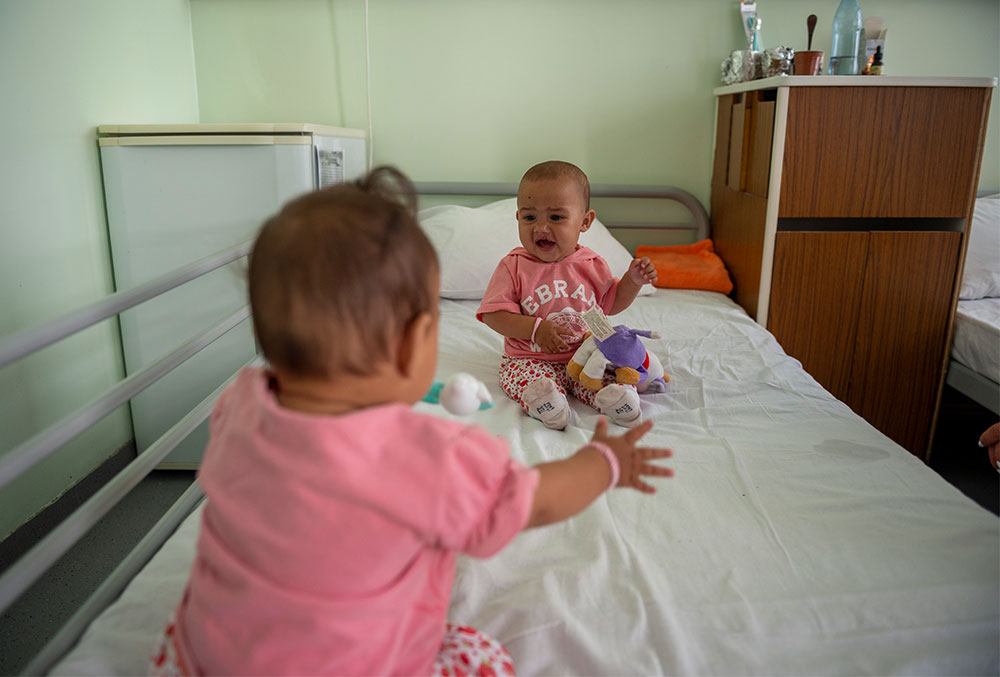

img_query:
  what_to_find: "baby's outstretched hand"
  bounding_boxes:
[592,418,673,493]
[535,320,575,354]
[627,256,658,286]
[980,422,1000,470]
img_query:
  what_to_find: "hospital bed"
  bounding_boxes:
[1,184,997,676]
[946,194,1000,415]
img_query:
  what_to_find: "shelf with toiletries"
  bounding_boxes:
[724,6,889,84]
[709,77,996,459]
[715,75,998,96]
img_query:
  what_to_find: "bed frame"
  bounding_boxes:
[945,191,1000,415]
[945,190,1000,415]
[413,182,710,241]
[0,182,709,675]
[946,359,1000,414]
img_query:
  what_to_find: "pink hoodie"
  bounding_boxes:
[477,246,618,363]
[174,368,539,675]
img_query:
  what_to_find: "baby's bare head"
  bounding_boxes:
[249,167,438,379]
[519,160,590,209]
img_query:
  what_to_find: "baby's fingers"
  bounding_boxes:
[626,462,673,493]
[632,478,658,494]
[638,463,674,479]
[639,446,673,461]
[980,423,1000,447]
[623,419,654,444]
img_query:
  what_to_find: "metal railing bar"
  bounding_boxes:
[0,306,250,492]
[23,482,205,676]
[603,222,699,230]
[414,181,694,198]
[412,182,710,242]
[0,240,252,370]
[591,186,710,241]
[0,365,247,616]
[412,181,517,195]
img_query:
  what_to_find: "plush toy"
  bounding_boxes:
[567,326,669,394]
[423,372,494,415]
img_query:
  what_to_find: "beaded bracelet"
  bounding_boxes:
[587,441,620,491]
[530,316,543,345]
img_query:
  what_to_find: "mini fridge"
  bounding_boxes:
[98,123,367,466]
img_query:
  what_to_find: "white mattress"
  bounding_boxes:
[52,291,1000,676]
[952,297,1000,385]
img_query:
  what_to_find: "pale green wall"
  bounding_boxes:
[0,0,200,538]
[190,0,1000,208]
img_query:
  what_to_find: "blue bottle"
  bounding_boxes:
[828,0,863,75]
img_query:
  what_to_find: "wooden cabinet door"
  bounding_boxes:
[846,231,962,455]
[768,232,869,401]
[713,94,734,186]
[710,187,768,319]
[727,96,748,191]
[717,91,776,197]
[746,91,775,198]
[779,87,990,218]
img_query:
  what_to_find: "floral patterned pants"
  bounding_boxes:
[499,354,621,412]
[432,623,516,677]
[150,616,515,676]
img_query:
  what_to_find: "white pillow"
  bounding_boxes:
[959,195,1000,300]
[418,197,650,299]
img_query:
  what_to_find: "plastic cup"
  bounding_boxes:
[794,51,824,75]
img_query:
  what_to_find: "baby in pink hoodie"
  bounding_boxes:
[151,166,673,677]
[478,161,659,429]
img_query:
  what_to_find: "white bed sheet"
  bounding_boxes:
[53,290,999,676]
[952,297,1000,385]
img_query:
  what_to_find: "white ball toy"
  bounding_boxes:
[438,373,493,416]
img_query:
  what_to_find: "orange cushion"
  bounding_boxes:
[635,239,734,294]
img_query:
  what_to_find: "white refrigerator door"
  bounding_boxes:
[314,134,368,189]
[101,141,315,466]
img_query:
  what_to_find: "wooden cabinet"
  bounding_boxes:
[710,77,994,459]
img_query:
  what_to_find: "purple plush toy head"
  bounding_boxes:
[594,326,658,371]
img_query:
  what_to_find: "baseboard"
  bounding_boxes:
[0,440,136,569]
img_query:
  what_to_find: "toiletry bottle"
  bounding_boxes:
[829,0,863,75]
[856,25,867,73]
[868,45,883,75]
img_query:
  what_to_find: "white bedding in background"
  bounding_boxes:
[952,298,1000,385]
[959,194,1000,301]
[53,291,999,676]
[418,197,653,299]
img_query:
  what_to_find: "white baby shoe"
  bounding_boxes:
[523,378,571,430]
[594,384,642,428]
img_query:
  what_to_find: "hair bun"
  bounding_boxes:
[355,165,418,214]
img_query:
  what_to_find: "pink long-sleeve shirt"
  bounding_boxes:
[174,368,539,676]
[476,246,618,363]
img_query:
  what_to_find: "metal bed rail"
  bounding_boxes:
[0,241,251,370]
[23,480,206,676]
[946,359,1000,415]
[3,182,710,674]
[412,182,711,241]
[0,306,248,493]
[0,239,255,622]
